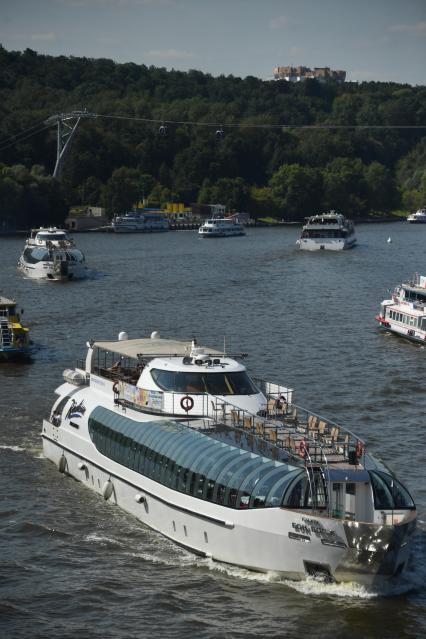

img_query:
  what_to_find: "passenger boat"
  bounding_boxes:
[198,216,245,238]
[41,331,416,586]
[0,296,30,360]
[112,209,169,232]
[375,273,426,344]
[407,207,426,223]
[18,227,87,281]
[297,211,356,251]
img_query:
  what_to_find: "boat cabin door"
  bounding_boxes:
[331,482,356,520]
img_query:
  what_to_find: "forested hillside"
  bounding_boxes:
[0,46,425,229]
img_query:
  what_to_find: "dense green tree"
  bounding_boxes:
[322,158,367,217]
[0,46,424,227]
[395,137,426,209]
[198,177,250,211]
[101,167,140,216]
[269,164,322,220]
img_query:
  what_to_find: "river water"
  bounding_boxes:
[0,224,425,639]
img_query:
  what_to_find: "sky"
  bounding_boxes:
[0,0,425,85]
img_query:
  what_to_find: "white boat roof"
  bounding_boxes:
[0,296,15,306]
[93,337,223,359]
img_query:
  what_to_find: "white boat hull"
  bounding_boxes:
[298,238,356,251]
[18,259,87,281]
[376,316,426,344]
[199,230,245,238]
[41,411,414,586]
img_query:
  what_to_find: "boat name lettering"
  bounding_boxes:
[291,518,332,539]
[292,523,311,537]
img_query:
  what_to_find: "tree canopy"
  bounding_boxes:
[0,45,425,228]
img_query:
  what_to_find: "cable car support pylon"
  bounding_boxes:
[45,110,97,178]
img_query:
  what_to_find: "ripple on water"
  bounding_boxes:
[1,228,426,638]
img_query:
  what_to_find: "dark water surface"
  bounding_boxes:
[0,224,425,639]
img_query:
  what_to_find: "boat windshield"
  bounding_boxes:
[24,247,51,263]
[151,369,259,395]
[66,249,84,262]
[368,471,415,510]
[37,233,67,241]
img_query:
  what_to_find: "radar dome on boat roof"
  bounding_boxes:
[151,331,160,339]
[118,331,128,341]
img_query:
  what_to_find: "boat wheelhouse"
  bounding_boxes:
[376,273,426,344]
[42,332,416,586]
[297,211,356,251]
[18,227,87,281]
[0,296,30,361]
[407,208,426,224]
[198,216,245,238]
[112,209,169,232]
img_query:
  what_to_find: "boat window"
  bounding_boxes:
[212,453,253,504]
[150,369,177,391]
[24,247,51,263]
[88,407,301,510]
[250,466,299,508]
[235,461,279,508]
[66,249,85,262]
[203,449,242,501]
[265,470,302,508]
[37,233,67,241]
[281,472,312,509]
[368,471,415,510]
[178,441,218,492]
[151,369,258,395]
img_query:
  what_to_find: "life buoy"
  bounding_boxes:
[112,381,119,395]
[355,440,364,458]
[299,438,308,459]
[180,395,194,412]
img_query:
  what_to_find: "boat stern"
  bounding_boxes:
[333,513,417,585]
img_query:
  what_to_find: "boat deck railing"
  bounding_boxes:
[91,362,366,468]
[202,393,364,468]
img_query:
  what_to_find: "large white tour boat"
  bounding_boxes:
[18,227,88,281]
[0,296,30,361]
[199,216,245,238]
[297,211,356,251]
[375,273,426,344]
[112,209,169,233]
[407,207,426,224]
[42,331,416,586]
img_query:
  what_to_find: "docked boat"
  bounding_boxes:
[42,331,416,586]
[375,273,426,344]
[407,207,426,223]
[297,211,356,251]
[18,227,88,281]
[112,209,169,232]
[0,296,30,360]
[198,216,245,238]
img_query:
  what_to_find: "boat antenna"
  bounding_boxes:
[223,335,226,356]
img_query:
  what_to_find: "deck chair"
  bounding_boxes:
[243,415,254,430]
[307,415,319,438]
[210,400,224,421]
[267,398,277,415]
[266,427,278,444]
[255,421,265,437]
[318,420,327,436]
